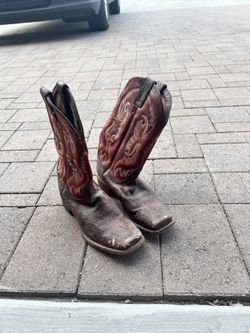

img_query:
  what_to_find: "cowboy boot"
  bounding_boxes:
[97,77,174,234]
[40,81,144,255]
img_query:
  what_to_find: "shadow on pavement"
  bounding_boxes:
[0,20,92,46]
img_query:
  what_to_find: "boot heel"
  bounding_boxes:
[64,205,74,216]
[98,177,113,196]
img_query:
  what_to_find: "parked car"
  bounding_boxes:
[0,0,120,31]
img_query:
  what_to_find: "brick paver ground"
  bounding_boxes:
[0,5,250,301]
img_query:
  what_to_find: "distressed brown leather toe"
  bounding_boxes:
[40,81,144,255]
[97,77,174,234]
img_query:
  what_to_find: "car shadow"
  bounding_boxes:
[0,20,93,46]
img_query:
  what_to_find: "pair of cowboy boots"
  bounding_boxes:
[40,77,174,255]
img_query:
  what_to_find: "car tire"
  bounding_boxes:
[88,0,109,31]
[109,0,120,15]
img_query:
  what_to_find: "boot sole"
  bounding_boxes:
[133,219,175,234]
[98,176,175,234]
[64,205,145,256]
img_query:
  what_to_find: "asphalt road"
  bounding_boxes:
[1,0,250,35]
[122,0,250,12]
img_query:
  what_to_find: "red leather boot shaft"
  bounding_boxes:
[42,89,93,201]
[98,77,171,183]
[98,77,140,171]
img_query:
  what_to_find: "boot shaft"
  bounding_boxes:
[98,77,172,183]
[40,83,93,200]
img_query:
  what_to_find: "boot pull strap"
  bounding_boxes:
[55,81,74,125]
[40,87,56,116]
[134,77,156,108]
[55,81,85,140]
[155,82,167,94]
[134,78,168,108]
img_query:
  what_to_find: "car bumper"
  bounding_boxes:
[0,0,101,25]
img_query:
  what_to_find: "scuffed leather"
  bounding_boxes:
[98,77,173,233]
[98,163,172,232]
[40,82,144,254]
[60,180,142,251]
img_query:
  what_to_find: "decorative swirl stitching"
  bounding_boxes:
[48,112,67,183]
[60,122,90,199]
[49,107,90,199]
[112,98,157,180]
[99,88,137,167]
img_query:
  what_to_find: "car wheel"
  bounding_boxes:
[88,0,109,31]
[109,0,120,15]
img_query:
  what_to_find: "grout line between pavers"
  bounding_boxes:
[199,141,249,146]
[75,244,89,297]
[34,163,57,207]
[5,84,35,111]
[154,170,250,175]
[7,124,52,128]
[0,161,55,279]
[32,148,43,162]
[0,206,36,282]
[0,126,19,150]
[239,174,250,199]
[3,109,19,123]
[0,160,56,166]
[172,130,226,135]
[159,234,165,298]
[221,201,250,280]
[245,107,250,117]
[163,203,250,207]
[34,129,53,162]
[168,119,178,158]
[182,103,250,110]
[203,156,250,281]
[1,205,47,208]
[0,191,45,195]
[152,160,165,297]
[0,163,10,178]
[206,111,218,133]
[83,72,101,140]
[1,144,52,155]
